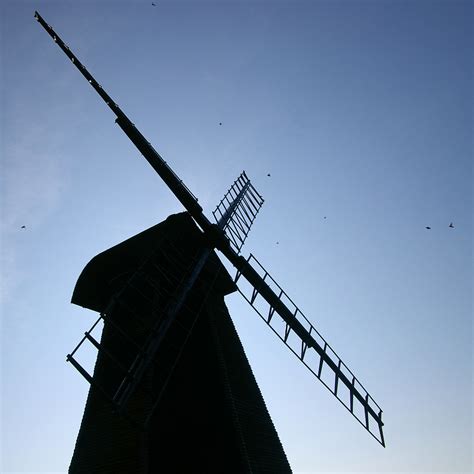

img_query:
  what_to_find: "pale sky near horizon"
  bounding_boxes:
[1,0,472,473]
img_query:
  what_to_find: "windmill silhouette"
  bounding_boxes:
[35,11,385,472]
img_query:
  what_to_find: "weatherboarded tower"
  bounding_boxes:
[68,212,291,473]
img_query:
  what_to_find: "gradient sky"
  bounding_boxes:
[1,1,472,473]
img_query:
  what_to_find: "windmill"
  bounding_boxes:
[35,10,385,472]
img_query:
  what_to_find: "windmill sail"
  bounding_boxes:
[66,227,208,427]
[36,10,385,448]
[212,171,264,253]
[234,254,385,446]
[34,11,205,229]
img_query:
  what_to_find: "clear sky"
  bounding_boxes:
[1,0,472,473]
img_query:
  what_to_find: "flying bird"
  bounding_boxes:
[151,2,156,6]
[21,225,26,229]
[323,216,327,219]
[425,226,431,230]
[449,222,454,228]
[267,173,271,177]
[219,122,222,126]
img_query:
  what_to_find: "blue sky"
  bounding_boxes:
[1,0,472,472]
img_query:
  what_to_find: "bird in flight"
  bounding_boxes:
[219,122,222,126]
[425,226,431,230]
[267,173,271,177]
[449,222,454,228]
[151,2,156,6]
[21,225,26,229]
[323,216,327,219]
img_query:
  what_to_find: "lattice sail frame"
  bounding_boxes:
[66,233,221,428]
[212,171,264,253]
[235,254,385,447]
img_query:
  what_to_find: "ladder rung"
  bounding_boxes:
[67,354,94,385]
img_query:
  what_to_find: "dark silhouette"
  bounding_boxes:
[219,122,222,126]
[323,216,327,219]
[21,225,26,229]
[69,213,290,472]
[267,173,271,177]
[34,10,387,472]
[449,222,454,228]
[151,2,156,6]
[426,226,431,230]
